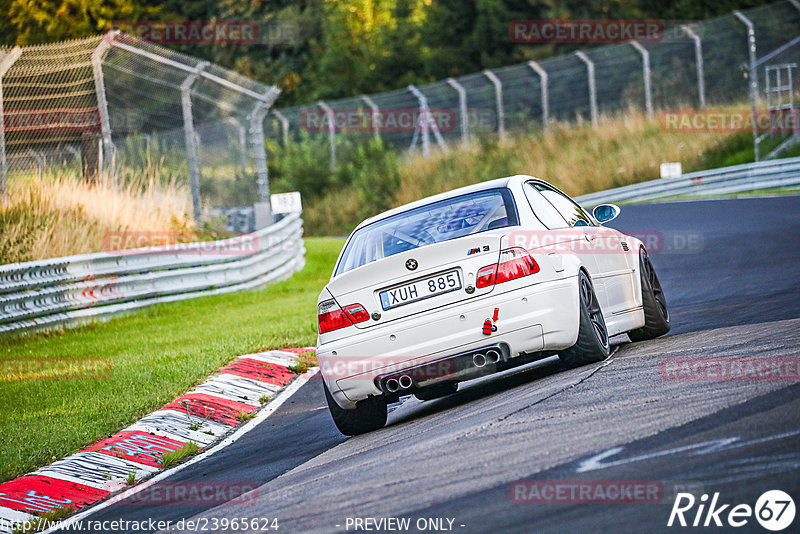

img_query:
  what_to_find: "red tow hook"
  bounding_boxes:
[482,319,493,335]
[482,308,500,335]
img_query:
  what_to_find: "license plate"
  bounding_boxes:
[380,271,461,310]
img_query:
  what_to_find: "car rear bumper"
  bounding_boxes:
[318,275,580,409]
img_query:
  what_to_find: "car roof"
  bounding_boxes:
[353,174,535,231]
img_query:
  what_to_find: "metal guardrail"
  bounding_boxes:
[0,213,304,335]
[575,156,800,207]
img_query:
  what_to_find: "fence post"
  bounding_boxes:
[271,110,289,146]
[318,100,336,169]
[181,61,209,226]
[734,11,760,161]
[360,95,381,140]
[483,69,505,139]
[575,51,598,127]
[528,61,549,129]
[408,85,449,155]
[630,41,653,118]
[249,87,281,215]
[0,46,22,196]
[92,32,118,184]
[446,78,469,144]
[681,25,706,108]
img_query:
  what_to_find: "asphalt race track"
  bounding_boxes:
[63,195,800,534]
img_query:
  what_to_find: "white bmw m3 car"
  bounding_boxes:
[316,176,670,435]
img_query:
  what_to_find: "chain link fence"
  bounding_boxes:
[264,0,800,165]
[0,33,279,227]
[1,0,798,228]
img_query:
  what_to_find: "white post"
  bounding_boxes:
[408,85,430,155]
[318,100,336,169]
[630,41,653,118]
[408,84,448,155]
[483,69,505,139]
[181,61,208,226]
[92,32,118,183]
[0,46,22,195]
[734,11,759,161]
[271,110,289,145]
[446,78,469,143]
[575,51,598,127]
[681,25,706,108]
[528,61,549,129]
[360,95,381,140]
[249,87,281,212]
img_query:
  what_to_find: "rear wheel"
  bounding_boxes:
[414,382,458,401]
[323,381,387,436]
[628,248,670,341]
[558,271,610,369]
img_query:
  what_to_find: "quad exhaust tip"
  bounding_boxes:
[385,378,400,393]
[385,375,413,393]
[486,349,501,364]
[473,353,487,367]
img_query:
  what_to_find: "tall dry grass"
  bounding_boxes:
[0,174,193,263]
[301,109,750,235]
[394,111,739,206]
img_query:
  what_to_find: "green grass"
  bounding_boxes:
[0,237,342,483]
[159,442,199,469]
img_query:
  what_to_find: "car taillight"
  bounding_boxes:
[476,264,498,288]
[343,304,370,323]
[318,300,351,333]
[477,248,539,288]
[318,300,369,333]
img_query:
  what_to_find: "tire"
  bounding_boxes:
[323,381,387,436]
[628,248,670,342]
[558,270,611,369]
[414,382,458,401]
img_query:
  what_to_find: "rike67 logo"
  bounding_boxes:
[668,490,795,531]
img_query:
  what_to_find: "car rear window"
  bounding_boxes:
[334,188,518,276]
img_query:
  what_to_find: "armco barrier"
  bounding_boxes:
[0,213,304,335]
[575,156,800,207]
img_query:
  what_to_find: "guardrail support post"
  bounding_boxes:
[734,11,760,161]
[0,46,22,195]
[483,69,505,139]
[681,25,706,108]
[630,41,653,118]
[92,32,118,185]
[528,61,549,130]
[271,110,289,146]
[446,78,469,144]
[181,61,209,226]
[318,100,336,169]
[575,51,598,127]
[360,95,381,140]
